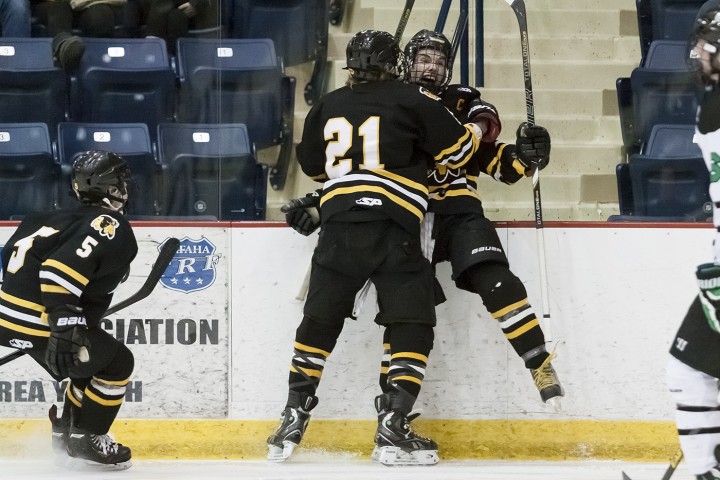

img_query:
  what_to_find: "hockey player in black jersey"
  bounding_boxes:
[376,29,564,409]
[667,3,720,479]
[268,29,482,466]
[0,150,138,470]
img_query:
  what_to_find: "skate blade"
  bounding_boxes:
[267,441,296,462]
[377,446,439,466]
[370,446,380,462]
[65,456,132,471]
[546,397,563,412]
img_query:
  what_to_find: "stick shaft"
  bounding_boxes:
[394,0,415,41]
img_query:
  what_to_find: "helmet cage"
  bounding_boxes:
[404,29,453,92]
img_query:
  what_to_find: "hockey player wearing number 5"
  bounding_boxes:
[267,29,482,466]
[376,30,563,407]
[667,3,720,479]
[0,150,138,470]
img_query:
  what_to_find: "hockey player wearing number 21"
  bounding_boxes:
[268,29,483,466]
[0,150,138,470]
[667,3,720,479]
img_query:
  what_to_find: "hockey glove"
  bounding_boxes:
[45,305,90,379]
[515,122,551,171]
[280,190,321,236]
[697,263,720,333]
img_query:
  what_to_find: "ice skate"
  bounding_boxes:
[65,426,132,471]
[48,404,69,465]
[698,467,720,480]
[267,391,318,462]
[372,393,439,467]
[530,349,564,411]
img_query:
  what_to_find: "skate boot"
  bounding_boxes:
[267,391,319,462]
[530,349,564,410]
[697,467,720,480]
[49,404,69,464]
[66,426,132,471]
[372,393,439,466]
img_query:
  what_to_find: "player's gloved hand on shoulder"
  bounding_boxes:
[280,190,321,236]
[515,122,551,171]
[45,305,91,378]
[697,263,720,333]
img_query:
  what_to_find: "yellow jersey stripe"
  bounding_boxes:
[390,351,428,363]
[372,169,427,192]
[0,291,45,312]
[0,318,50,337]
[493,298,529,319]
[41,260,89,286]
[322,185,424,221]
[40,285,71,295]
[294,342,331,357]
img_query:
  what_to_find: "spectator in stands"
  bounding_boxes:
[133,0,218,53]
[0,0,30,37]
[32,0,126,39]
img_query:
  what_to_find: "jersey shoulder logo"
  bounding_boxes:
[90,214,119,239]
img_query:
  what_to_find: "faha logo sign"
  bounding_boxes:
[160,237,220,293]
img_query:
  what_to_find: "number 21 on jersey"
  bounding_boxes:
[324,116,384,178]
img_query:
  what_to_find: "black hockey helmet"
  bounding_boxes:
[692,8,720,82]
[404,29,453,92]
[71,150,131,212]
[345,29,405,81]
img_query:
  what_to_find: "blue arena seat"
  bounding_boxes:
[624,124,710,220]
[0,38,67,132]
[0,123,57,219]
[651,0,707,42]
[71,38,176,135]
[175,37,294,190]
[227,0,329,104]
[57,122,160,216]
[156,123,267,220]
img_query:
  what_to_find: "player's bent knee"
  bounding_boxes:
[105,342,134,380]
[667,356,720,406]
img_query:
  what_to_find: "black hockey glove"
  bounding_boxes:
[697,263,720,333]
[515,122,551,171]
[280,190,321,236]
[45,305,91,379]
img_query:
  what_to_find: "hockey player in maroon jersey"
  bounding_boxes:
[0,150,138,470]
[268,29,482,466]
[667,3,720,479]
[378,29,564,407]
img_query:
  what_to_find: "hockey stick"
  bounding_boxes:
[0,237,180,368]
[621,449,683,480]
[394,0,415,42]
[503,0,552,342]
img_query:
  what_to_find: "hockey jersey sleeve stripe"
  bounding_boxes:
[0,318,50,336]
[0,305,47,325]
[40,284,71,295]
[433,126,478,169]
[39,271,83,297]
[0,291,45,312]
[41,259,89,285]
[323,185,425,221]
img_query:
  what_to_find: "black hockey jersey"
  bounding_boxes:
[296,79,479,234]
[428,85,528,215]
[0,206,138,338]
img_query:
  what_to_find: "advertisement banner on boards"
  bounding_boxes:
[0,226,229,418]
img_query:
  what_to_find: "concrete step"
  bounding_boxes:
[353,7,627,38]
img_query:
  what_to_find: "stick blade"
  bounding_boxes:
[621,472,633,480]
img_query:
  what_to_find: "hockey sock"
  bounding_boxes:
[379,327,392,394]
[76,343,133,435]
[289,316,343,395]
[386,323,434,399]
[466,262,548,369]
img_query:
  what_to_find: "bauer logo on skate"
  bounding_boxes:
[160,236,220,293]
